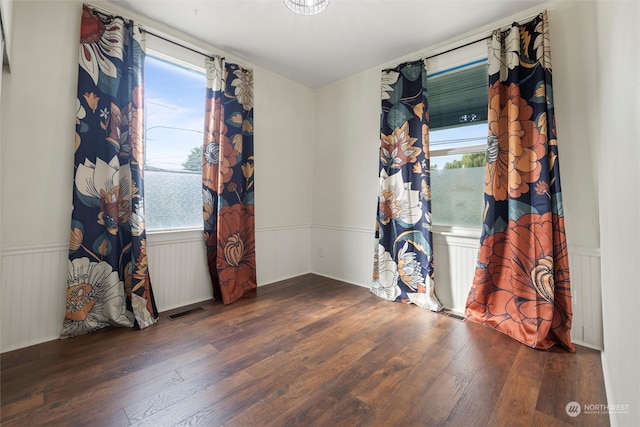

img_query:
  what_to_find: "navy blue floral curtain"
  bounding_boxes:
[62,5,157,338]
[371,59,442,311]
[202,57,256,305]
[465,12,574,351]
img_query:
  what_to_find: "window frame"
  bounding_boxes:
[424,41,488,237]
[143,34,207,234]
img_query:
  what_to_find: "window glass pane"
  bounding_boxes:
[431,154,486,227]
[430,123,487,151]
[144,55,206,231]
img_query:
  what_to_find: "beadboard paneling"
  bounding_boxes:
[568,246,603,349]
[310,225,374,287]
[1,246,68,353]
[146,230,213,313]
[433,233,480,314]
[256,225,311,285]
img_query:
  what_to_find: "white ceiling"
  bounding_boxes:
[111,0,548,89]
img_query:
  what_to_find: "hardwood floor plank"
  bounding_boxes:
[533,410,574,427]
[224,336,379,427]
[487,369,541,426]
[365,339,459,424]
[271,315,446,426]
[8,356,189,427]
[536,348,579,424]
[0,274,609,427]
[129,371,256,427]
[0,390,44,420]
[81,408,133,427]
[350,318,450,406]
[299,394,373,427]
[170,352,313,427]
[2,324,215,407]
[512,342,549,381]
[124,371,222,422]
[486,345,549,426]
[575,347,610,427]
[419,371,470,426]
[440,325,523,427]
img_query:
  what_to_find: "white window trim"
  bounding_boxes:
[146,33,206,74]
[432,224,482,240]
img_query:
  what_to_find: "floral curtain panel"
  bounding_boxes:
[62,5,158,338]
[202,57,256,305]
[465,12,574,351]
[371,60,442,311]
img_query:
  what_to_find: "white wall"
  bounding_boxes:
[549,0,601,250]
[253,65,314,285]
[1,1,78,249]
[312,69,380,230]
[0,0,314,352]
[310,68,380,287]
[596,1,640,425]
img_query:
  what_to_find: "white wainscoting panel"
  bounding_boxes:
[432,233,480,314]
[1,245,68,353]
[568,246,603,349]
[146,230,212,313]
[255,225,311,285]
[311,225,375,288]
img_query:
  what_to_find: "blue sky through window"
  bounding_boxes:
[144,55,206,171]
[429,123,487,169]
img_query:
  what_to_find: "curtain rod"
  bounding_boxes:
[425,36,490,61]
[383,36,489,72]
[87,3,221,62]
[384,10,544,71]
[142,30,222,62]
[426,10,544,61]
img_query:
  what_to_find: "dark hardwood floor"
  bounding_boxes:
[1,274,608,426]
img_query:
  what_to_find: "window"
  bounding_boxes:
[143,47,206,231]
[426,57,488,229]
[429,122,486,228]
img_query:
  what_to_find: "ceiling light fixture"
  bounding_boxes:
[283,0,329,16]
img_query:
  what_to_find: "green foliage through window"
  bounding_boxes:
[443,152,486,169]
[182,146,203,171]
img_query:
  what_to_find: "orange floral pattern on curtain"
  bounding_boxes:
[202,57,256,305]
[466,11,575,351]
